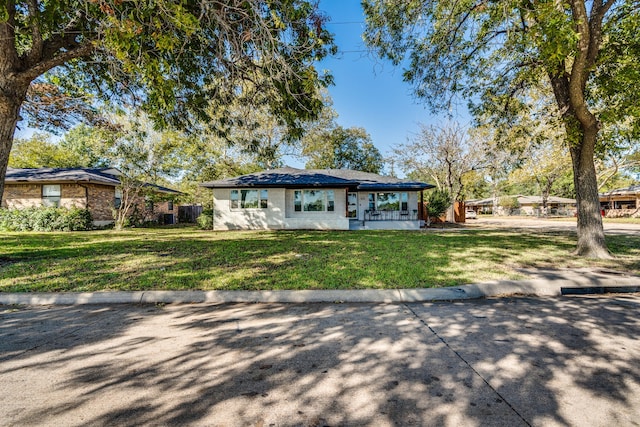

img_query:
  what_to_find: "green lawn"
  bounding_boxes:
[0,227,638,292]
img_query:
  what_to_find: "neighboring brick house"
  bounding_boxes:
[600,184,640,217]
[2,168,181,226]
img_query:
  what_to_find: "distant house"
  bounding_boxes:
[466,195,577,216]
[600,185,639,217]
[2,168,181,226]
[200,167,434,230]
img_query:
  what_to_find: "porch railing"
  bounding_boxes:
[364,210,419,221]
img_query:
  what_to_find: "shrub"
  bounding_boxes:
[0,207,93,232]
[196,209,214,230]
[62,207,94,231]
[426,189,451,219]
[498,196,520,210]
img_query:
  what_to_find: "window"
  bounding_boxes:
[230,189,268,209]
[42,185,61,207]
[230,190,239,209]
[114,188,122,209]
[167,201,174,211]
[401,192,408,211]
[146,200,154,212]
[368,192,408,211]
[294,190,335,212]
[260,189,268,209]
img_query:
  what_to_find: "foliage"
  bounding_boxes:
[303,125,383,173]
[196,209,214,230]
[9,0,335,135]
[394,123,482,221]
[9,133,83,168]
[363,0,639,257]
[0,0,336,210]
[362,0,639,136]
[298,95,383,173]
[499,196,521,211]
[0,228,637,292]
[509,139,573,209]
[0,207,93,232]
[426,189,451,221]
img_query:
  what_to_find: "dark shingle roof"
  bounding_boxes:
[5,168,181,195]
[5,167,122,185]
[200,167,434,191]
[600,184,640,196]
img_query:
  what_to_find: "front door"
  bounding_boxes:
[347,192,358,218]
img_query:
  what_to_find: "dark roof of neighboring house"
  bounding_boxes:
[600,184,640,197]
[4,168,181,195]
[200,167,434,191]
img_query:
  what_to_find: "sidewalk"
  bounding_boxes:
[1,268,637,305]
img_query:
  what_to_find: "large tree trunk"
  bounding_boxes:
[570,127,611,258]
[0,83,28,204]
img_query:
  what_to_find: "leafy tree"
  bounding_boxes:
[498,196,521,214]
[510,140,573,215]
[0,0,335,204]
[58,124,114,168]
[302,125,384,173]
[393,123,482,221]
[363,0,640,258]
[425,189,451,226]
[8,133,80,168]
[595,123,640,189]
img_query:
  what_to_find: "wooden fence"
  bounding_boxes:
[178,205,204,223]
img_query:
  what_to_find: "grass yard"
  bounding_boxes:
[0,226,638,292]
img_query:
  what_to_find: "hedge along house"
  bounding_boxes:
[201,167,434,230]
[2,168,182,226]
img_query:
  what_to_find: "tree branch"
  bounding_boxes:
[18,42,95,85]
[25,0,44,67]
[0,0,19,76]
[567,0,598,129]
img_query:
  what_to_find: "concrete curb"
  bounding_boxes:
[0,276,638,305]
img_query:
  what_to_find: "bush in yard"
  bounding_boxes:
[426,189,451,225]
[498,196,520,215]
[61,208,94,231]
[0,207,93,231]
[196,209,214,230]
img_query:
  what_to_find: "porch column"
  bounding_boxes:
[345,188,349,218]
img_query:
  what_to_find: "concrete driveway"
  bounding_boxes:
[2,296,640,426]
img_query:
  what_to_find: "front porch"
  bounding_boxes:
[363,209,420,221]
[349,218,422,230]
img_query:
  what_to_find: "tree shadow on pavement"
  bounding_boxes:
[1,296,639,426]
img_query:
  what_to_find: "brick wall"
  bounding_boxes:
[2,182,177,224]
[86,184,117,222]
[61,184,88,209]
[2,184,42,209]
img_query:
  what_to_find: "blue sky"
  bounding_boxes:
[312,1,468,169]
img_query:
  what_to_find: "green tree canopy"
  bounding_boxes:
[302,125,384,173]
[363,0,640,257]
[0,0,335,203]
[8,133,78,168]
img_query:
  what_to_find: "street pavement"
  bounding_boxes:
[2,295,640,426]
[464,216,640,235]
